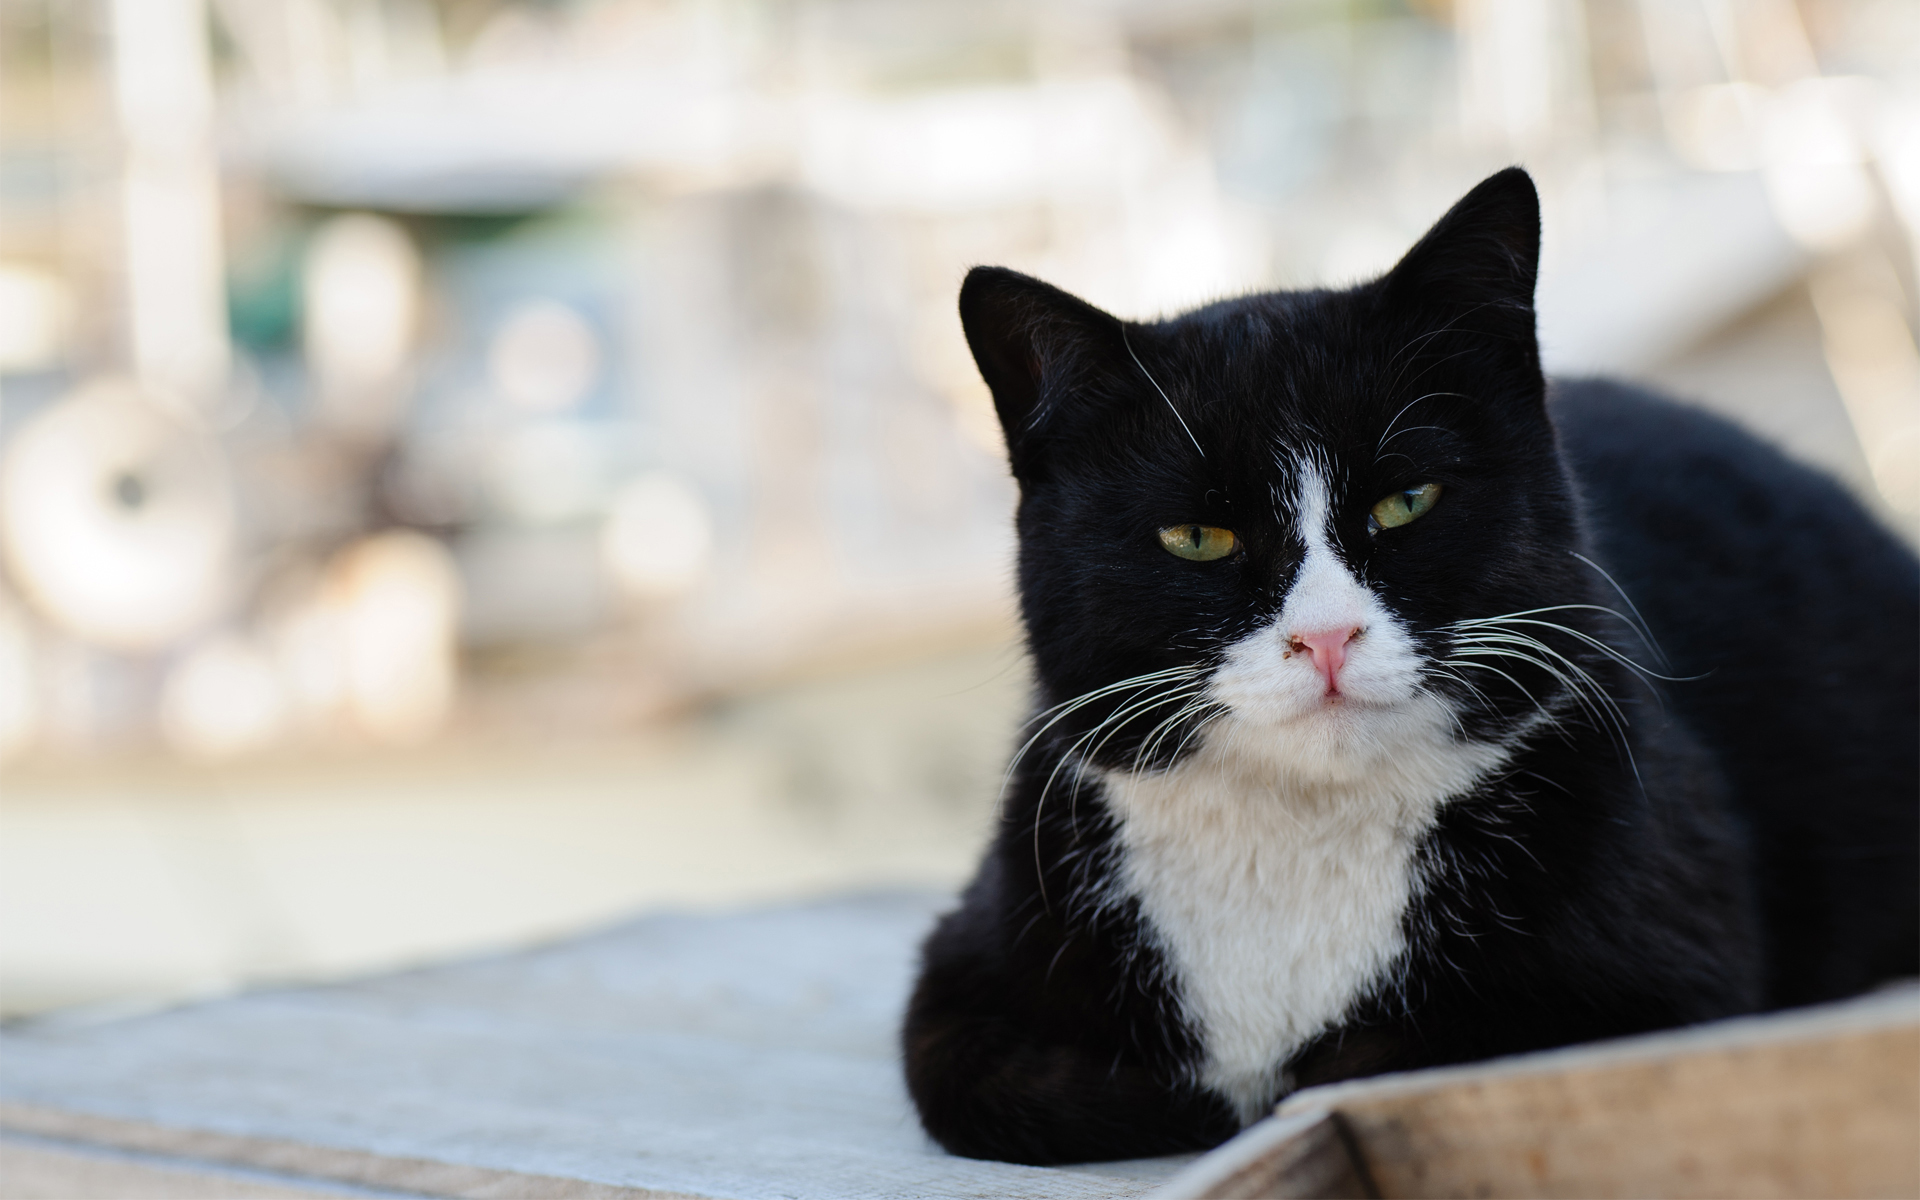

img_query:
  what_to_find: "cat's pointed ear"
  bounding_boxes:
[959,266,1124,477]
[1383,167,1540,340]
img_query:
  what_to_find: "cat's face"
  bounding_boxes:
[965,170,1588,785]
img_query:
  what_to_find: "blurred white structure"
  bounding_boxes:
[1811,261,1920,515]
[0,381,234,651]
[110,0,232,408]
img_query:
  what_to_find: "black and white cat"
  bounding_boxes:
[902,168,1919,1165]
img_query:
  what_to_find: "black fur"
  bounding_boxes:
[902,168,1920,1165]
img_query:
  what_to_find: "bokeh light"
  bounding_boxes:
[0,265,72,373]
[304,212,423,434]
[488,299,602,413]
[0,594,36,762]
[159,633,289,759]
[603,474,715,600]
[333,531,461,744]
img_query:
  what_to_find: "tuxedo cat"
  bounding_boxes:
[902,168,1920,1165]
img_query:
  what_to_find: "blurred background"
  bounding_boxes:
[0,0,1915,1020]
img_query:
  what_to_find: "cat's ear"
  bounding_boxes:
[1383,167,1540,344]
[959,266,1125,476]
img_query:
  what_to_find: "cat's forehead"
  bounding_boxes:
[1145,293,1406,481]
[1168,294,1389,398]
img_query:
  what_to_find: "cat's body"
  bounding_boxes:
[902,169,1919,1165]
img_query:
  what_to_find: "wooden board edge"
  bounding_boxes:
[1151,1109,1374,1200]
[0,1101,705,1200]
[1276,983,1920,1118]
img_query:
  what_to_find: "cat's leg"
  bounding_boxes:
[902,953,1237,1165]
[900,773,1238,1164]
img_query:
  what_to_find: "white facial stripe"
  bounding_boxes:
[1277,463,1372,645]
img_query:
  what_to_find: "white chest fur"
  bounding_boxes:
[1096,727,1507,1124]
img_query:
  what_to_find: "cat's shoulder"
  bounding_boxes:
[1548,376,1803,479]
[1546,377,1914,576]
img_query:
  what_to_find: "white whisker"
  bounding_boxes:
[1568,552,1669,669]
[1122,327,1204,459]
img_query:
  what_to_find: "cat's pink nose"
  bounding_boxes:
[1288,626,1361,693]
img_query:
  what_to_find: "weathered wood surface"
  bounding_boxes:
[1156,984,1919,1200]
[0,892,1190,1200]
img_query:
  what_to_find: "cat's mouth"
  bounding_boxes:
[1225,690,1400,725]
[1210,664,1416,725]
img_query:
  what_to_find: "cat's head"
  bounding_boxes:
[963,168,1595,788]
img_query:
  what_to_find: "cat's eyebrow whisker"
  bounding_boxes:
[1375,425,1449,455]
[1375,392,1463,454]
[1121,327,1205,459]
[1380,305,1504,397]
[1380,316,1478,389]
[1394,344,1485,401]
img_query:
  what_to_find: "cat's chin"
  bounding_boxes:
[1198,691,1489,792]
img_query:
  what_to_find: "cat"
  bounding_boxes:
[901,167,1920,1166]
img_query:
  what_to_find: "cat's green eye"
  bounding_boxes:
[1368,482,1443,534]
[1158,524,1238,561]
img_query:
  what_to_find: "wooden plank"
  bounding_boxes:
[0,894,1188,1200]
[1154,1110,1373,1200]
[1256,986,1920,1199]
[0,1104,684,1200]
